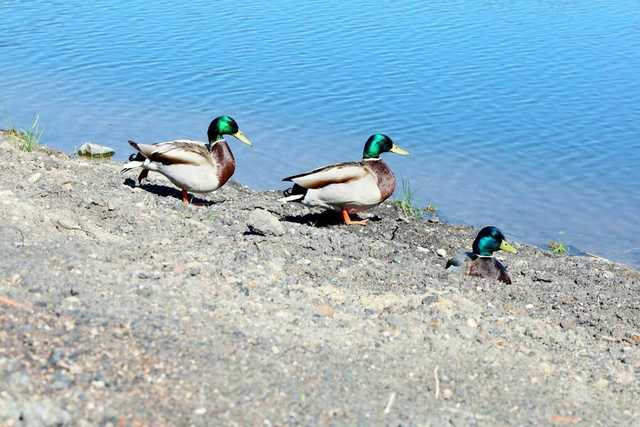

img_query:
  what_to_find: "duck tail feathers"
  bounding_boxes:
[278,184,307,203]
[128,139,141,152]
[127,141,148,160]
[121,140,147,174]
[121,160,144,174]
[278,194,304,203]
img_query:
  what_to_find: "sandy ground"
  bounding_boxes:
[0,134,639,426]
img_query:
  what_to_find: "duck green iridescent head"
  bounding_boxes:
[207,115,253,146]
[362,134,409,159]
[472,226,517,256]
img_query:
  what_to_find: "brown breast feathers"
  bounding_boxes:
[365,160,396,201]
[211,141,236,187]
[466,257,512,284]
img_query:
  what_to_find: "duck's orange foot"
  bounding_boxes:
[181,190,207,207]
[341,209,369,226]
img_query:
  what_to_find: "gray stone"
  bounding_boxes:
[46,349,64,368]
[533,271,553,283]
[51,371,73,390]
[386,314,408,330]
[559,319,577,330]
[246,209,285,236]
[0,398,21,425]
[7,371,31,388]
[0,397,71,427]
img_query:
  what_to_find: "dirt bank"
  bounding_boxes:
[1,134,639,426]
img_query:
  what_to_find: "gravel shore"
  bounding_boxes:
[1,134,639,426]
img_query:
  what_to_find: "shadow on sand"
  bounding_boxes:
[123,178,221,207]
[281,210,380,228]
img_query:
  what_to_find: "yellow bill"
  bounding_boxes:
[500,240,517,254]
[232,130,253,146]
[390,144,409,155]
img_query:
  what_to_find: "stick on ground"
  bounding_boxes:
[0,295,31,310]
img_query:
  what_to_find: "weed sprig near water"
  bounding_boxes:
[548,240,568,255]
[393,179,437,220]
[5,115,42,152]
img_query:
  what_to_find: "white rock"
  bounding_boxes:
[436,248,447,258]
[77,143,115,157]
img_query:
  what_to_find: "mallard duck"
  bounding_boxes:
[121,116,252,204]
[280,134,409,225]
[446,226,517,284]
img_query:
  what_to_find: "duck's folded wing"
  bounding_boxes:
[446,251,468,271]
[495,259,512,284]
[129,140,210,166]
[283,161,367,189]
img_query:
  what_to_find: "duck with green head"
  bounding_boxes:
[446,226,518,284]
[280,134,409,225]
[122,115,252,204]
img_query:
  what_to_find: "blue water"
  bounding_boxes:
[1,1,639,266]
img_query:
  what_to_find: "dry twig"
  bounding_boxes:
[383,392,396,415]
[0,295,31,310]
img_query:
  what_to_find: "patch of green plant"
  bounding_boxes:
[6,115,42,152]
[548,240,568,255]
[393,179,423,219]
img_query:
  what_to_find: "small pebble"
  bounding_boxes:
[28,172,42,183]
[315,304,335,318]
[436,248,447,258]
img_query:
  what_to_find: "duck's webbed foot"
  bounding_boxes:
[341,209,368,226]
[181,189,191,205]
[181,190,208,207]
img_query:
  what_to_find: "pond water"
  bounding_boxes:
[1,0,639,266]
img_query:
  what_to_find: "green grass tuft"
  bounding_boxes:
[393,179,425,219]
[6,115,42,152]
[548,240,568,255]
